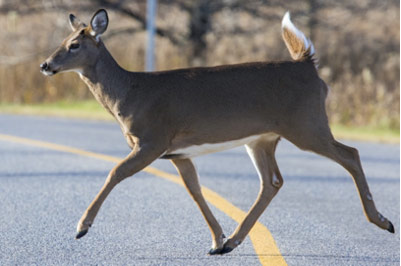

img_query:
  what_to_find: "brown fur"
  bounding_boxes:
[41,9,394,255]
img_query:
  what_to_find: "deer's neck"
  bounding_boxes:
[79,42,131,115]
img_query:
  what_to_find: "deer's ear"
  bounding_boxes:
[69,14,85,31]
[89,9,109,42]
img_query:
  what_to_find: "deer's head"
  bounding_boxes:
[40,9,109,76]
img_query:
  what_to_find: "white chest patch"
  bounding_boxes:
[166,135,262,158]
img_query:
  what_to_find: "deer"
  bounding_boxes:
[40,9,394,255]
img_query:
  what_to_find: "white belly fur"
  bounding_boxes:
[168,133,278,158]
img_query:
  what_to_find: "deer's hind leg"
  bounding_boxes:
[171,158,226,255]
[218,133,283,254]
[283,121,394,233]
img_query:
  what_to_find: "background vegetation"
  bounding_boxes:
[0,0,399,135]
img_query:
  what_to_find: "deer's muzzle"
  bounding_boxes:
[40,61,58,76]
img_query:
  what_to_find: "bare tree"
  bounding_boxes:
[0,0,184,46]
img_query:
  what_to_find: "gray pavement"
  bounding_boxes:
[0,114,399,265]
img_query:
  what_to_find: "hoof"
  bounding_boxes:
[387,221,395,233]
[75,229,88,239]
[208,247,223,255]
[208,242,235,255]
[219,245,234,255]
[207,234,227,255]
[207,246,233,255]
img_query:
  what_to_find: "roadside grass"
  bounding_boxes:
[0,100,113,121]
[0,101,399,144]
[331,124,399,144]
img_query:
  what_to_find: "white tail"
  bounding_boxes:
[40,9,394,255]
[281,11,317,66]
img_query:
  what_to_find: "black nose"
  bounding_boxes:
[40,62,49,71]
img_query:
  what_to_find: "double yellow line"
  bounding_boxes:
[0,133,286,266]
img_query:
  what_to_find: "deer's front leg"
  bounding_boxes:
[218,137,283,254]
[76,140,164,239]
[171,158,226,255]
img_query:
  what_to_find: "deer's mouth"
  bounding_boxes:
[40,69,58,76]
[40,62,59,76]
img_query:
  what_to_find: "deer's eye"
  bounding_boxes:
[69,43,80,51]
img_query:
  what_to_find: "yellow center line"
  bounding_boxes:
[0,133,286,266]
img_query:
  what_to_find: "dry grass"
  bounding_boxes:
[0,0,399,131]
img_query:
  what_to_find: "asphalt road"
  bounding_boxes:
[0,114,399,265]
